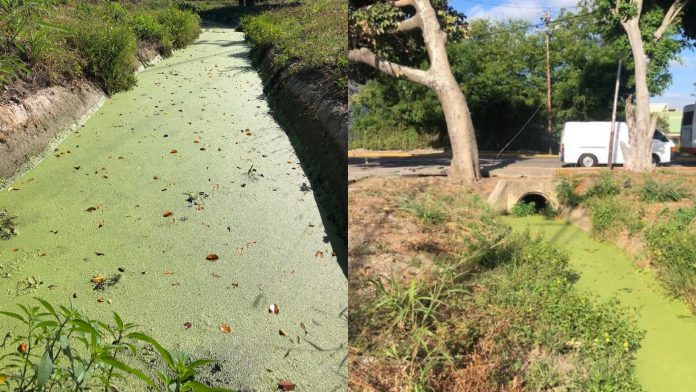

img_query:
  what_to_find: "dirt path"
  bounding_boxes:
[0,26,347,390]
[505,216,696,392]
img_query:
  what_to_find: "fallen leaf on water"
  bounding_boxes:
[171,282,181,287]
[107,299,112,304]
[206,254,219,261]
[269,304,279,315]
[163,271,174,276]
[74,166,81,170]
[220,324,231,334]
[94,252,105,256]
[91,275,106,284]
[18,342,27,353]
[170,149,178,154]
[0,373,6,384]
[163,210,173,217]
[300,322,307,335]
[211,273,221,278]
[72,292,78,298]
[48,284,57,290]
[184,322,192,330]
[279,329,287,336]
[97,297,105,303]
[11,248,19,252]
[315,251,324,258]
[332,251,336,257]
[7,187,19,192]
[278,380,295,391]
[86,207,97,212]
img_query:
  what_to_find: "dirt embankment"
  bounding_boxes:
[252,48,347,233]
[0,49,161,186]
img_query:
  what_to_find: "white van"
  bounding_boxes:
[680,104,695,153]
[560,121,674,167]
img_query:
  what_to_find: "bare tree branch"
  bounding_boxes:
[653,0,690,40]
[348,47,433,86]
[394,17,421,33]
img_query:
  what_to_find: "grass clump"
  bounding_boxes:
[73,24,138,94]
[399,196,445,226]
[639,177,688,202]
[241,0,348,92]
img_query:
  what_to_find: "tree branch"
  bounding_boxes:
[653,0,689,40]
[394,17,421,33]
[348,47,432,86]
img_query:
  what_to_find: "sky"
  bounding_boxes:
[450,0,696,111]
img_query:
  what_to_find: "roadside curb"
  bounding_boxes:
[348,149,559,159]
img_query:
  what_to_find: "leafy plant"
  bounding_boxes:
[639,178,688,202]
[399,196,445,225]
[510,200,537,216]
[0,298,230,391]
[585,171,621,199]
[555,177,582,206]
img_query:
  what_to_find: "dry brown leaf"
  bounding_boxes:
[170,149,178,154]
[269,304,279,315]
[97,297,105,303]
[18,342,27,353]
[86,207,97,212]
[206,254,219,261]
[279,329,287,336]
[220,324,231,334]
[278,380,296,391]
[163,210,173,217]
[315,251,324,258]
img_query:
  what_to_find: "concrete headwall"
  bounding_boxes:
[487,178,558,212]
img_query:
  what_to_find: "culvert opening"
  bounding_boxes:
[512,193,549,215]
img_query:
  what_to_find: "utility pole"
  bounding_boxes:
[543,11,553,154]
[608,59,622,170]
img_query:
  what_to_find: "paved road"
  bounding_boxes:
[349,153,696,180]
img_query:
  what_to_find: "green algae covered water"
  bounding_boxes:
[0,26,347,390]
[504,215,696,392]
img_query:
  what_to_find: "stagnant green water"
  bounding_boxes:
[504,215,696,392]
[0,26,347,390]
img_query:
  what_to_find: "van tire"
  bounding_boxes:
[652,154,660,167]
[578,154,598,167]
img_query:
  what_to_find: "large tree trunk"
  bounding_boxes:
[620,18,654,171]
[349,0,480,182]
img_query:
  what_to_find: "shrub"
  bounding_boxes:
[73,23,137,94]
[585,171,621,199]
[157,8,200,49]
[555,177,582,206]
[640,178,688,202]
[587,196,629,237]
[510,201,537,216]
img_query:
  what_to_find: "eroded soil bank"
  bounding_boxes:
[0,26,347,390]
[505,215,696,392]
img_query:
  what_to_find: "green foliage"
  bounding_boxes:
[241,0,347,91]
[555,177,582,206]
[587,196,630,237]
[645,207,696,310]
[639,177,688,202]
[73,23,137,94]
[585,172,622,199]
[0,298,230,391]
[510,201,537,216]
[157,8,200,49]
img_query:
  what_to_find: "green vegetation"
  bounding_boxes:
[510,200,537,216]
[240,0,347,91]
[555,171,696,312]
[0,298,229,391]
[0,1,200,94]
[639,178,688,202]
[645,207,696,310]
[351,182,643,390]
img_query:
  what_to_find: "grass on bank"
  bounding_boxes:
[554,170,696,312]
[1,0,200,95]
[239,0,348,92]
[349,177,643,391]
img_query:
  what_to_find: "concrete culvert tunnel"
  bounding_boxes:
[518,192,549,212]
